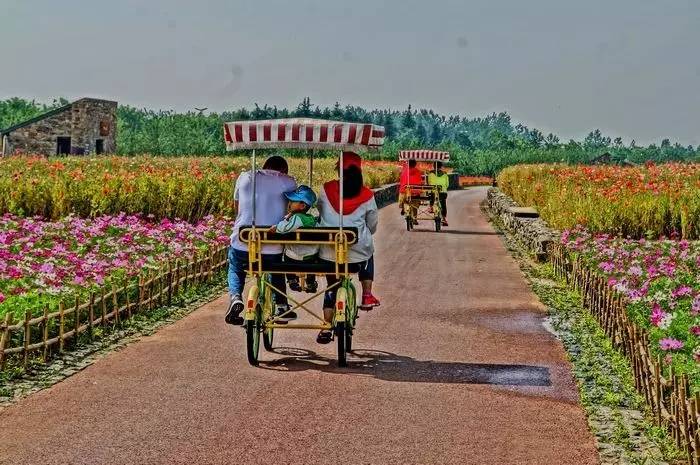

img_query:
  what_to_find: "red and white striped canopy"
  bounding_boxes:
[398,150,450,162]
[224,118,385,151]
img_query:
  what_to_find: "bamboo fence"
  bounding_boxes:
[550,243,700,464]
[0,246,228,371]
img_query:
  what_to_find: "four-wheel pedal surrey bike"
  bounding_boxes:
[398,150,450,232]
[223,118,385,367]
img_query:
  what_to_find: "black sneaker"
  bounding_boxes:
[304,279,318,293]
[275,304,297,322]
[225,295,244,325]
[288,278,303,292]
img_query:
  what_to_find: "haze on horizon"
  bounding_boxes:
[1,0,699,146]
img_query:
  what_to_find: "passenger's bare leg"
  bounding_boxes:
[323,307,333,323]
[361,280,372,295]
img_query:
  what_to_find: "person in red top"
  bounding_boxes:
[398,159,424,220]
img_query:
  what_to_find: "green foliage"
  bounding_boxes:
[0,97,69,129]
[2,97,698,176]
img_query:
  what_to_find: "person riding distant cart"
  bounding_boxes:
[397,150,450,232]
[398,159,424,224]
[428,161,449,227]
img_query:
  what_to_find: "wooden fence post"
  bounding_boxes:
[145,270,153,312]
[59,301,65,353]
[73,297,80,348]
[682,374,692,462]
[158,269,164,307]
[695,392,700,464]
[88,292,95,340]
[192,253,198,287]
[125,278,132,319]
[42,305,50,361]
[167,262,173,306]
[0,313,12,369]
[23,309,31,367]
[174,259,180,296]
[112,283,120,325]
[100,287,107,327]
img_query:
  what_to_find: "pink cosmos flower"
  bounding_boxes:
[659,338,684,350]
[690,326,700,336]
[560,230,571,244]
[672,286,693,298]
[628,265,643,276]
[660,261,677,277]
[599,262,615,273]
[650,303,666,327]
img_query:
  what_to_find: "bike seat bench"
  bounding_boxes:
[238,226,359,244]
[256,261,362,274]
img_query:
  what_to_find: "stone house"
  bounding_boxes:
[0,98,117,156]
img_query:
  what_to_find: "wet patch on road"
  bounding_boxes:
[259,348,551,386]
[474,311,547,335]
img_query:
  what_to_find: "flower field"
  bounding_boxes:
[563,226,700,387]
[498,163,700,239]
[0,155,400,328]
[459,175,492,187]
[0,214,230,320]
[497,162,700,389]
[0,156,400,221]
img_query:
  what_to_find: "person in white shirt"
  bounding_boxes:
[315,151,380,344]
[225,156,297,325]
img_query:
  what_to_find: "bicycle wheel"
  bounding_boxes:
[344,283,356,352]
[245,311,261,366]
[263,327,274,351]
[336,321,347,367]
[261,277,274,351]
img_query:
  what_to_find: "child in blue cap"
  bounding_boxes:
[269,185,319,295]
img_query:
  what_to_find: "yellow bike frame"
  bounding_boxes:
[401,184,442,221]
[240,227,358,330]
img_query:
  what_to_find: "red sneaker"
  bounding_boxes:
[441,218,448,226]
[361,294,381,310]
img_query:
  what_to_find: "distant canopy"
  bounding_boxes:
[398,150,450,162]
[223,118,385,151]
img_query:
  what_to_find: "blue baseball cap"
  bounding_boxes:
[284,185,317,207]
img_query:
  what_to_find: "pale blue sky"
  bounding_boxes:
[1,0,699,145]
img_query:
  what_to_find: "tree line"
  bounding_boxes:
[1,97,698,175]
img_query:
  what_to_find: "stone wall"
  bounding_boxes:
[6,111,72,155]
[372,183,398,209]
[484,187,559,260]
[71,99,117,153]
[3,98,117,156]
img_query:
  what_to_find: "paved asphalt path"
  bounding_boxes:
[0,188,598,465]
